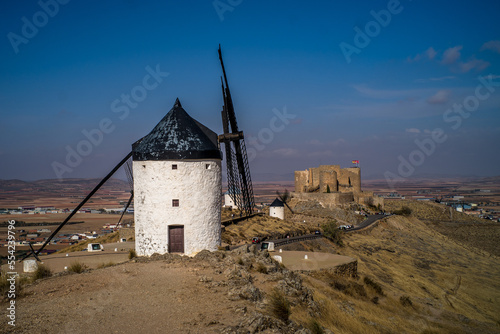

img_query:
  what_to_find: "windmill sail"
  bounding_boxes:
[218,45,255,216]
[20,152,133,261]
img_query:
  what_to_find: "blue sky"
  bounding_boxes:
[0,0,499,182]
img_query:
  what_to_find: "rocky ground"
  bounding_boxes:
[3,246,319,334]
[3,199,500,333]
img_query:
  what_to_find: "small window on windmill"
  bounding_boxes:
[172,164,178,170]
[142,164,146,169]
[205,164,211,170]
[172,199,179,207]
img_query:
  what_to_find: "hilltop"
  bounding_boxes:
[2,200,500,333]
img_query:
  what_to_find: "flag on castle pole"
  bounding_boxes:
[352,160,359,167]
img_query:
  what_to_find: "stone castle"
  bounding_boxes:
[292,165,383,208]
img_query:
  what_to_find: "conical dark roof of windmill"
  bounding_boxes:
[132,98,221,161]
[270,198,284,207]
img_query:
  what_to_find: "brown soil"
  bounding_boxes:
[10,260,249,333]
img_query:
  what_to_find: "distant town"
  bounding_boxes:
[2,176,499,252]
[0,206,133,251]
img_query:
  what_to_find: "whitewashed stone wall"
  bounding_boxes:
[133,159,221,256]
[270,206,284,220]
[224,193,237,209]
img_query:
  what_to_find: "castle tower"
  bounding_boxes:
[269,198,285,220]
[132,98,222,256]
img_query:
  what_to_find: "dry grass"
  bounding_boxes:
[222,214,312,244]
[385,199,484,224]
[32,263,53,281]
[128,248,137,260]
[267,288,291,322]
[68,261,87,273]
[96,261,115,269]
[255,262,268,274]
[308,318,324,334]
[225,199,500,332]
[287,205,500,333]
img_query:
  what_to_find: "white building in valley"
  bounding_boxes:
[269,198,285,220]
[223,190,239,209]
[133,98,222,256]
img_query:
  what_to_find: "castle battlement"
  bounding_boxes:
[294,165,361,194]
[293,165,383,208]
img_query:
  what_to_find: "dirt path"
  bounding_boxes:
[7,259,254,333]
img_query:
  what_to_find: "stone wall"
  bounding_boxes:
[294,170,308,193]
[338,167,361,193]
[319,169,337,193]
[295,165,361,194]
[292,192,355,207]
[270,205,285,220]
[293,164,383,208]
[332,260,358,278]
[133,159,222,256]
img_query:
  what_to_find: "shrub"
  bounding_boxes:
[308,319,324,334]
[364,276,384,295]
[0,272,11,299]
[128,248,137,260]
[330,278,366,297]
[1,272,27,300]
[321,220,344,247]
[97,262,115,269]
[68,261,87,274]
[394,206,412,216]
[332,281,346,292]
[32,264,52,281]
[346,282,367,297]
[400,295,413,307]
[255,262,268,274]
[268,288,291,322]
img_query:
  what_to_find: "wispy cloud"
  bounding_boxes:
[442,46,462,65]
[306,139,322,146]
[408,47,437,62]
[458,58,490,73]
[330,138,346,146]
[406,128,420,134]
[351,84,423,100]
[320,85,492,120]
[426,47,437,60]
[273,148,299,157]
[430,76,455,81]
[307,150,334,158]
[409,45,490,73]
[427,89,451,104]
[415,76,456,83]
[481,40,500,53]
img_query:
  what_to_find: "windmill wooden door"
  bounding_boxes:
[169,226,184,253]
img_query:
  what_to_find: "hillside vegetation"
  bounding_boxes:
[4,201,500,333]
[301,214,500,333]
[385,200,500,256]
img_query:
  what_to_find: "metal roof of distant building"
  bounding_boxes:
[270,198,284,207]
[132,98,221,161]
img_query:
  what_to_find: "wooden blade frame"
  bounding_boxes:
[218,45,255,216]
